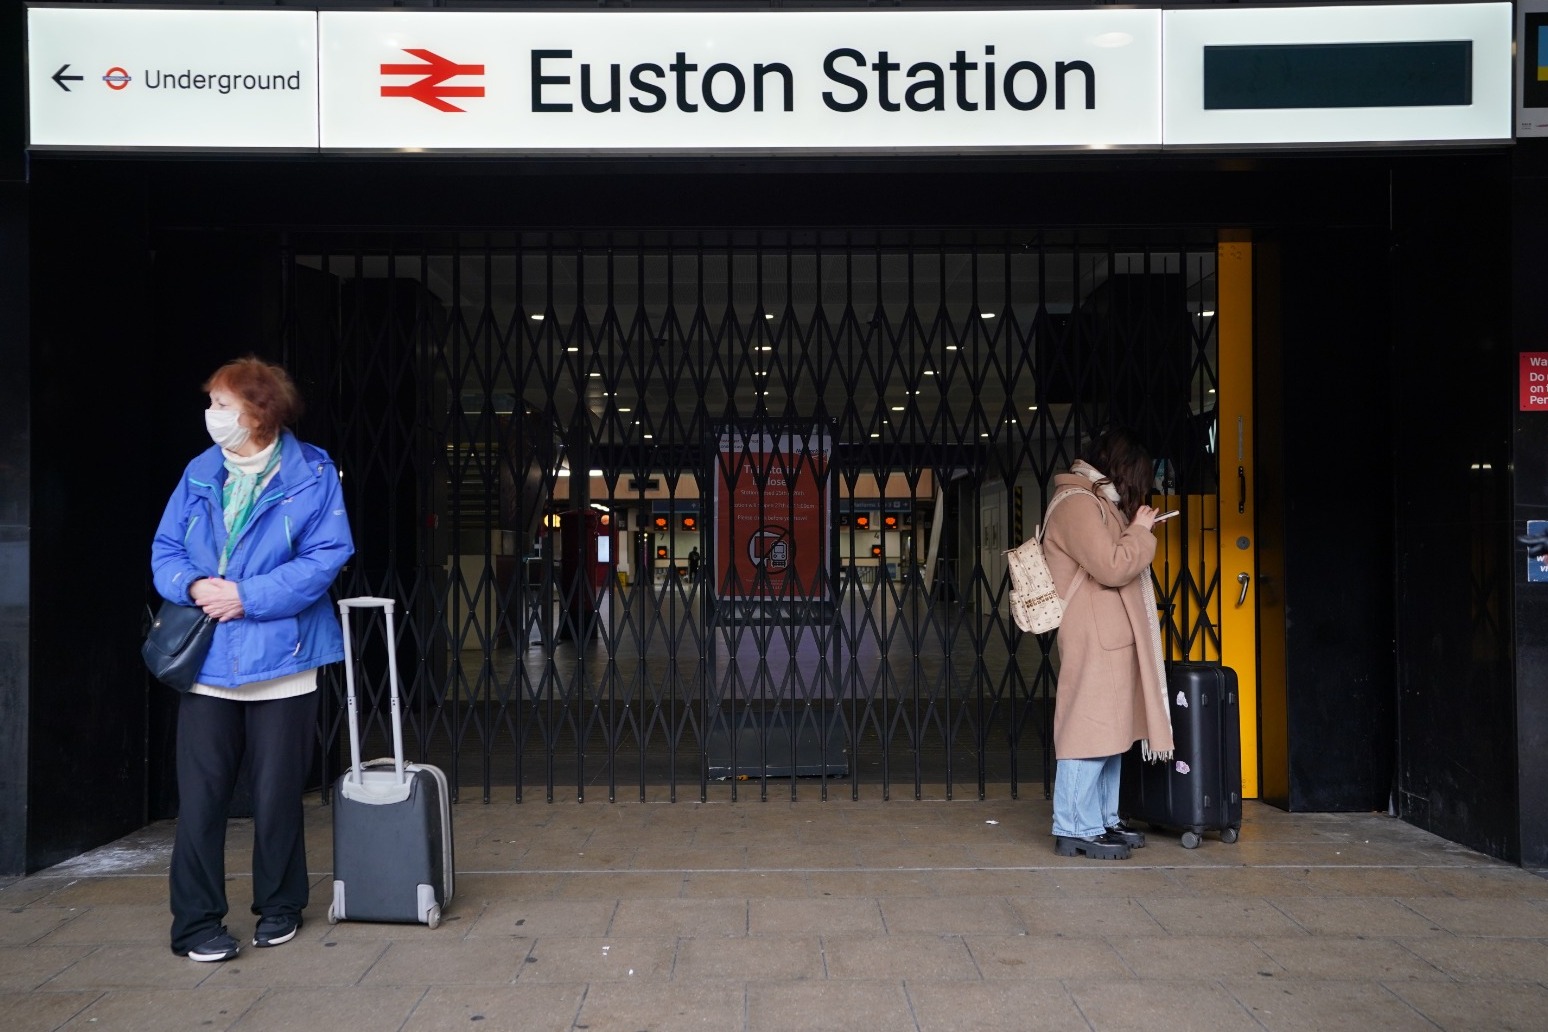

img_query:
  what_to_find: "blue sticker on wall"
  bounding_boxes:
[1529,520,1548,583]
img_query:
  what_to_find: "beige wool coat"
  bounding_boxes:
[1041,473,1174,760]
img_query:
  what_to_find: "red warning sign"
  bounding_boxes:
[1522,352,1548,411]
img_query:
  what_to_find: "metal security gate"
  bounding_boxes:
[284,229,1221,803]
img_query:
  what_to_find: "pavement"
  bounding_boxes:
[3,790,1548,1032]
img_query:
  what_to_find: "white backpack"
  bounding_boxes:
[1004,490,1104,634]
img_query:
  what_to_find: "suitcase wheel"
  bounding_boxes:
[427,904,441,930]
[1220,826,1240,844]
[1180,831,1203,849]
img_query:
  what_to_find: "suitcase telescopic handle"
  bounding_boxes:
[340,596,397,613]
[338,597,407,785]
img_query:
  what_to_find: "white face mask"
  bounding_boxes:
[205,407,251,450]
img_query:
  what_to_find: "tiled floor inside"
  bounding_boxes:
[3,793,1547,1031]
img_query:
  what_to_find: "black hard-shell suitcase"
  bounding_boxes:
[1119,661,1243,848]
[329,597,454,927]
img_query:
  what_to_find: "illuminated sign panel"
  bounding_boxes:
[1162,4,1512,146]
[318,9,1161,151]
[1520,0,1548,137]
[27,7,318,149]
[25,4,1513,152]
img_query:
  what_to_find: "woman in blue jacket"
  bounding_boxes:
[151,357,354,963]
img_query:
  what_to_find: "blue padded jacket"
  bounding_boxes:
[150,432,355,688]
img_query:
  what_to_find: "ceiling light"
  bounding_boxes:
[566,346,579,353]
[588,372,601,378]
[1027,405,1038,411]
[1208,388,1216,394]
[946,345,960,351]
[980,312,996,319]
[891,406,905,412]
[1198,310,1215,317]
[764,314,774,320]
[618,407,631,413]
[588,469,603,477]
[870,433,880,438]
[530,314,544,321]
[980,433,990,438]
[643,433,654,439]
[758,346,773,352]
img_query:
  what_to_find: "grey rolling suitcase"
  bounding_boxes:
[329,597,454,928]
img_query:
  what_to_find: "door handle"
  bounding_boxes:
[1236,572,1251,607]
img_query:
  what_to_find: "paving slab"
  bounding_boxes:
[2,796,1544,1032]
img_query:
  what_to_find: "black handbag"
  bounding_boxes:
[142,600,216,693]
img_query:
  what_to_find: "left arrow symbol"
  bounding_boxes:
[52,65,84,92]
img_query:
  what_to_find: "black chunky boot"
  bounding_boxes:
[1053,830,1133,860]
[1105,820,1146,848]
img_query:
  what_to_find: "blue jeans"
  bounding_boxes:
[1052,754,1122,839]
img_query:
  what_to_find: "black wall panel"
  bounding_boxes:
[1258,229,1397,812]
[27,164,158,870]
[1513,140,1548,871]
[1391,156,1515,858]
[0,181,29,876]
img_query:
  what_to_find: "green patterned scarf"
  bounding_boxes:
[219,442,281,575]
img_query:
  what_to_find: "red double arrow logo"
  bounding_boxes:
[380,49,485,113]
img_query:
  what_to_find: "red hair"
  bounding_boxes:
[203,356,303,447]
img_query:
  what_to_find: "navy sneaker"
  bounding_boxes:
[253,913,301,948]
[180,930,241,962]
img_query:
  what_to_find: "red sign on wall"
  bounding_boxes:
[1523,352,1548,410]
[713,427,832,603]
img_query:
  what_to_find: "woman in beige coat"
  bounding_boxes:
[1041,429,1174,860]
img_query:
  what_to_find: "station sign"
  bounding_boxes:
[316,8,1160,151]
[27,6,318,150]
[26,4,1514,153]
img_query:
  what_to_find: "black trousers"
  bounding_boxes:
[169,689,319,953]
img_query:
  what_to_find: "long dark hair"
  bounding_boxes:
[1080,428,1153,519]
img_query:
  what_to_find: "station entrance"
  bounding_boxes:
[282,228,1248,803]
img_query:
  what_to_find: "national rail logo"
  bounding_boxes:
[380,49,486,113]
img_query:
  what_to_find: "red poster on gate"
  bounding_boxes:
[713,426,832,605]
[1522,352,1548,410]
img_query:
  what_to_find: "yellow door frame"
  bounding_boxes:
[1217,232,1259,799]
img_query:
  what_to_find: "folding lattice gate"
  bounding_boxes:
[283,229,1222,803]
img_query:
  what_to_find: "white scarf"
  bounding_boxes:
[1069,461,1173,762]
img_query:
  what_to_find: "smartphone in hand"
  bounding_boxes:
[1154,510,1180,523]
